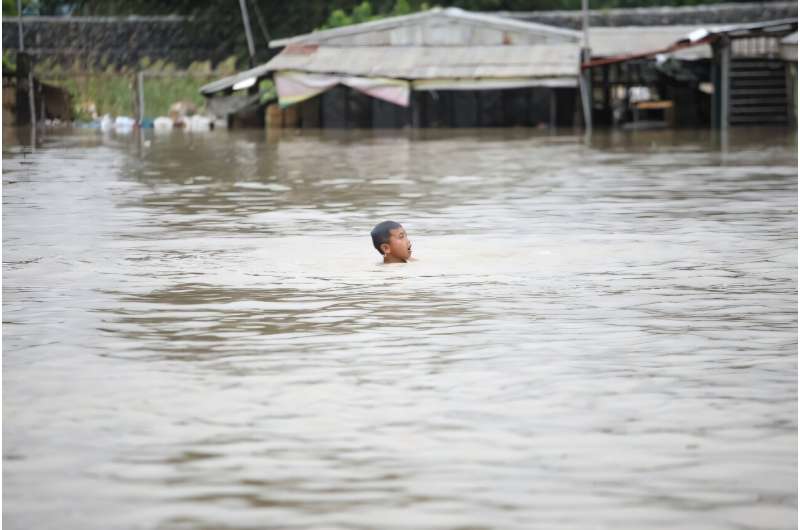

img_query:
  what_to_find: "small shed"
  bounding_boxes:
[582,18,798,128]
[202,8,583,129]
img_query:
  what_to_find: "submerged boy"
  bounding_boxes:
[371,220,413,264]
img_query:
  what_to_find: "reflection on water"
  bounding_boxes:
[3,126,797,530]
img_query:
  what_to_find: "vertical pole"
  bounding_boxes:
[238,0,256,67]
[549,88,556,128]
[17,0,23,50]
[711,42,719,128]
[582,0,590,50]
[18,0,36,133]
[580,0,592,132]
[27,72,36,127]
[602,64,610,122]
[720,36,730,132]
[249,0,271,46]
[27,70,36,149]
[580,57,593,132]
[137,71,145,124]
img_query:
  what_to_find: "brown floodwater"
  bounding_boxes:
[3,126,797,530]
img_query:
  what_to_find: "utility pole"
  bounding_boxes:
[582,0,590,50]
[238,0,257,67]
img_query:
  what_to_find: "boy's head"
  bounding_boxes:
[371,220,412,263]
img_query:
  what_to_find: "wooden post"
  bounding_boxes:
[27,71,35,127]
[39,81,45,121]
[602,63,610,123]
[711,43,719,128]
[580,57,593,131]
[137,71,145,124]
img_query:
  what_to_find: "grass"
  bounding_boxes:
[30,56,260,121]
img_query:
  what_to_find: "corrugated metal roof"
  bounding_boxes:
[584,18,797,68]
[200,44,579,95]
[207,15,798,95]
[200,63,273,95]
[590,26,721,60]
[266,45,579,78]
[270,7,580,48]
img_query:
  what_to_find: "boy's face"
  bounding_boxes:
[381,226,412,262]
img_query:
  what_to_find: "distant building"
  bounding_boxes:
[201,5,797,130]
[584,18,797,128]
[202,8,584,129]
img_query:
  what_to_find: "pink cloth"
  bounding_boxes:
[275,71,410,108]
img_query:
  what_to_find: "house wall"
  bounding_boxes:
[295,85,577,129]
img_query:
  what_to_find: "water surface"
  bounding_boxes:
[3,126,797,529]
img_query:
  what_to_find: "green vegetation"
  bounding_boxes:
[259,79,276,104]
[3,50,17,73]
[314,0,744,28]
[320,0,427,29]
[33,56,251,120]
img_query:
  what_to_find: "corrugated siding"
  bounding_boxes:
[264,45,580,79]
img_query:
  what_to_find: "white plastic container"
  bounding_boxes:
[100,114,114,131]
[114,116,136,132]
[186,115,212,132]
[154,116,174,131]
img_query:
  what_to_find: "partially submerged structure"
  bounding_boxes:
[201,5,797,130]
[2,53,72,127]
[202,8,583,129]
[584,18,798,128]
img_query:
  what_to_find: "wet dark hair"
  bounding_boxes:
[371,220,402,254]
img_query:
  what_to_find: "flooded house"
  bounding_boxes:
[585,18,798,128]
[201,8,583,129]
[201,4,797,130]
